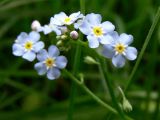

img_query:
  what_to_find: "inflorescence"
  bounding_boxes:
[12,11,137,80]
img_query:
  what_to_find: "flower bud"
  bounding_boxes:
[84,56,99,65]
[56,40,63,47]
[31,20,41,31]
[56,35,61,40]
[61,35,68,40]
[70,31,79,40]
[122,98,132,112]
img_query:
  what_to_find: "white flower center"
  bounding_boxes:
[93,26,103,36]
[45,58,55,69]
[24,41,33,51]
[114,43,126,54]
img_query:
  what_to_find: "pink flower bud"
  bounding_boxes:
[31,20,41,31]
[70,31,79,40]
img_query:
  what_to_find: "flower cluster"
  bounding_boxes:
[12,11,138,80]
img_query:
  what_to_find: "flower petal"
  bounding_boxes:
[34,62,47,75]
[112,54,126,68]
[69,11,81,21]
[109,31,119,40]
[51,25,62,35]
[85,13,102,25]
[37,49,48,61]
[87,35,99,48]
[16,32,28,43]
[50,17,63,26]
[55,56,67,69]
[22,51,36,62]
[118,33,133,45]
[100,35,114,45]
[42,25,52,35]
[12,43,24,56]
[102,45,114,58]
[29,31,40,43]
[47,68,61,80]
[33,41,44,53]
[102,21,115,33]
[48,45,60,57]
[79,20,91,35]
[125,47,137,60]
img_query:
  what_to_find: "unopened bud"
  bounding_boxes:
[56,35,61,40]
[61,35,68,40]
[56,40,63,47]
[31,20,41,31]
[84,56,99,65]
[122,98,132,112]
[70,31,79,40]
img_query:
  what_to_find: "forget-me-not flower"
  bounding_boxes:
[79,13,115,48]
[50,11,84,26]
[34,45,67,80]
[102,32,137,68]
[12,31,44,61]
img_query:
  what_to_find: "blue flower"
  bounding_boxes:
[102,32,137,68]
[79,13,115,48]
[34,45,67,80]
[50,11,84,26]
[12,31,44,61]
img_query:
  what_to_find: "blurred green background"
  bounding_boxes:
[0,0,160,120]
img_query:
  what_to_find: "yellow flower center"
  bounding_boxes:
[45,58,55,68]
[93,26,103,36]
[24,41,33,50]
[114,43,125,54]
[64,17,71,23]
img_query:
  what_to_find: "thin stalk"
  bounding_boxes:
[63,69,133,120]
[98,58,126,120]
[67,1,85,120]
[125,7,160,91]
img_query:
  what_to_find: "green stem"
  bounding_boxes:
[124,7,160,91]
[63,69,133,120]
[67,1,85,119]
[98,58,126,120]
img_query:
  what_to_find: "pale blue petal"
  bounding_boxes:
[74,19,83,29]
[47,68,61,80]
[17,32,28,43]
[43,25,52,35]
[12,43,24,56]
[102,21,115,33]
[29,31,40,43]
[112,54,126,68]
[125,47,137,60]
[69,11,80,21]
[99,35,114,44]
[34,62,47,75]
[50,17,63,26]
[102,45,114,58]
[118,33,133,45]
[48,45,60,57]
[22,51,36,62]
[51,26,62,35]
[33,41,44,52]
[55,56,67,69]
[87,35,99,48]
[79,20,92,35]
[109,31,119,40]
[37,49,48,61]
[85,13,102,25]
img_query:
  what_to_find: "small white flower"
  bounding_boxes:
[34,45,67,80]
[50,11,83,26]
[79,13,115,48]
[102,32,137,68]
[12,31,44,61]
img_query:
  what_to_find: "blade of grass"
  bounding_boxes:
[125,7,160,91]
